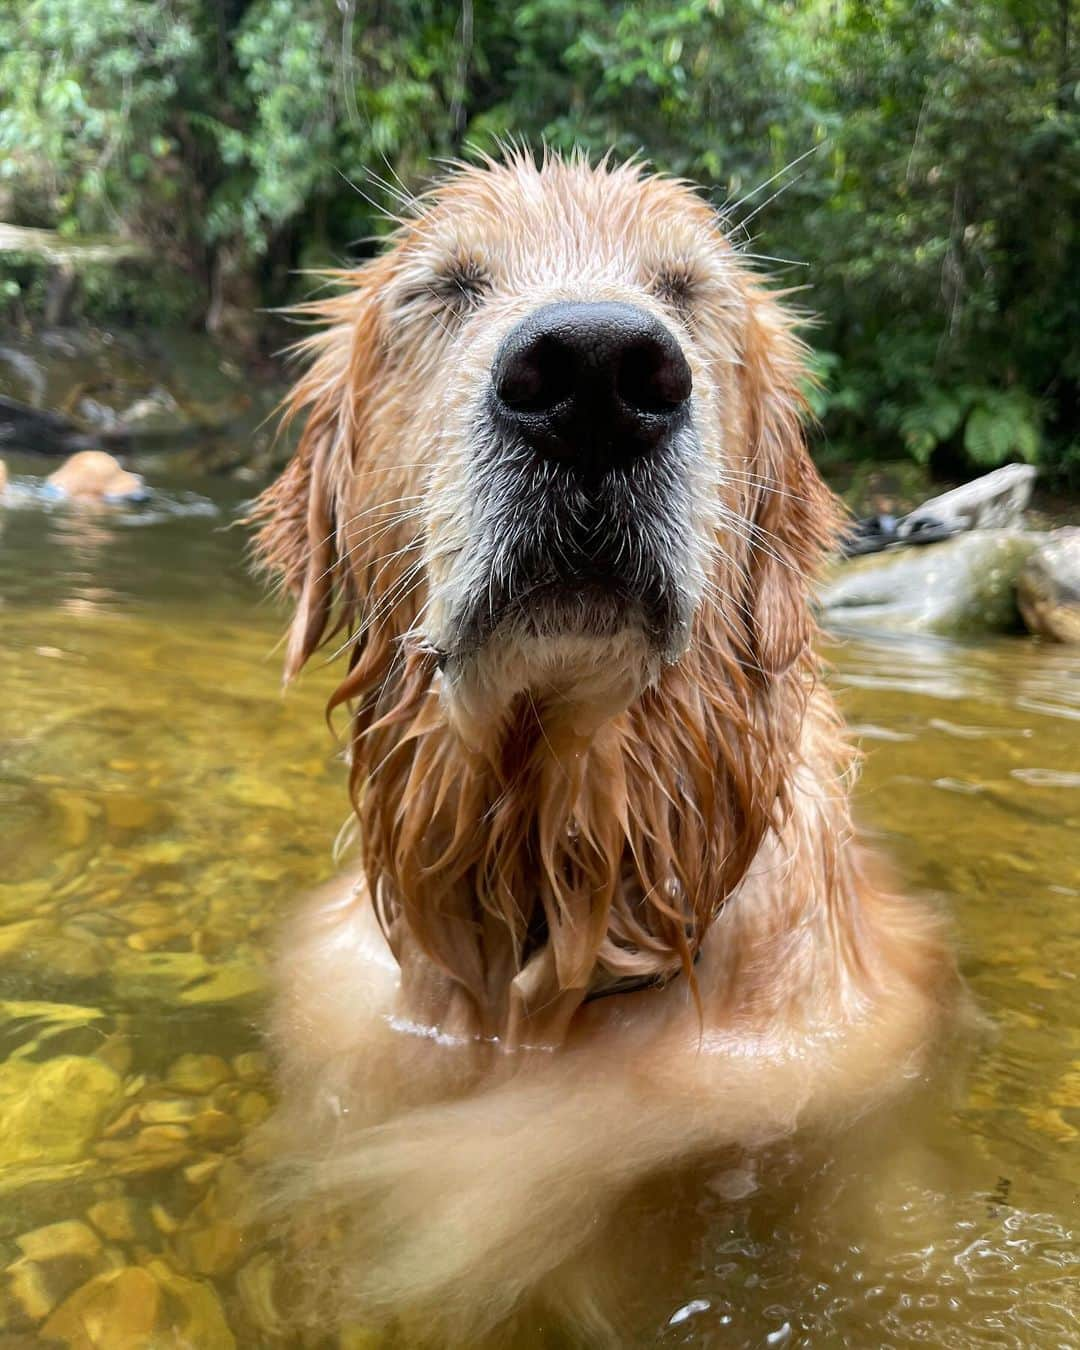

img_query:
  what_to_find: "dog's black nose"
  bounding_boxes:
[492,302,692,471]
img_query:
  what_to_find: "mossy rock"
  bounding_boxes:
[818,530,1039,636]
[1017,527,1080,642]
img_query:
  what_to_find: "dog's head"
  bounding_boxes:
[254,153,841,1035]
[257,153,834,733]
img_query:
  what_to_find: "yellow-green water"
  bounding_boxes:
[0,467,1077,1347]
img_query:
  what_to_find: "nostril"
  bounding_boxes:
[617,339,693,415]
[495,336,575,413]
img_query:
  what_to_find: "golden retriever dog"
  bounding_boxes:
[46,449,146,501]
[251,151,958,1345]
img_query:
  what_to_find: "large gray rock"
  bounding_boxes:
[898,464,1037,536]
[1017,527,1080,643]
[819,529,1038,635]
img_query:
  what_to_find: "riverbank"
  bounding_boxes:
[0,325,292,478]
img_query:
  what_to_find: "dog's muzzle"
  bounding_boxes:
[440,302,700,665]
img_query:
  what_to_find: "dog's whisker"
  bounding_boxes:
[305,512,423,593]
[720,143,823,222]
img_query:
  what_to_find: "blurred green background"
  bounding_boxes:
[1,0,1077,480]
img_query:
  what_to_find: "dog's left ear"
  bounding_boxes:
[250,268,388,681]
[738,291,842,677]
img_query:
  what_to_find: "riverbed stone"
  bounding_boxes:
[183,1154,225,1187]
[165,1054,231,1095]
[150,1202,180,1236]
[144,1260,236,1348]
[1017,527,1080,642]
[818,529,1038,635]
[41,1266,162,1346]
[176,1215,245,1277]
[235,1252,285,1336]
[93,1033,134,1076]
[235,1090,272,1128]
[110,949,266,1006]
[0,920,48,959]
[94,1121,192,1176]
[139,1096,201,1126]
[0,1056,123,1170]
[6,1223,106,1325]
[132,1124,189,1150]
[109,949,212,1001]
[86,1198,138,1243]
[232,1051,269,1084]
[15,1221,102,1265]
[190,1107,242,1146]
[44,928,110,980]
[177,958,266,1006]
[6,1258,61,1321]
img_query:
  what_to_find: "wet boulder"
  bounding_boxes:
[901,464,1037,534]
[0,395,91,457]
[1017,528,1080,643]
[818,529,1038,636]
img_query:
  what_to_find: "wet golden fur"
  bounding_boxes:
[251,152,958,1345]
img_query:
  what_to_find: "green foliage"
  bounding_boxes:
[0,1,202,236]
[896,386,1044,468]
[964,390,1043,468]
[0,0,1077,479]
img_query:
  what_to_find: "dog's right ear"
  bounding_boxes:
[250,270,387,682]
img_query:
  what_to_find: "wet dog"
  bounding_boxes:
[252,151,957,1345]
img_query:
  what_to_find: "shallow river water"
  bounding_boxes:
[0,462,1077,1347]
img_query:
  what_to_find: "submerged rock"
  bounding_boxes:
[4,1220,107,1323]
[6,1257,65,1321]
[819,530,1038,635]
[41,1266,162,1346]
[0,919,109,981]
[232,1051,269,1084]
[144,1260,236,1348]
[178,959,266,1006]
[110,950,265,1006]
[235,1252,286,1336]
[1017,527,1080,643]
[15,1220,103,1264]
[165,1054,231,1096]
[85,1198,139,1243]
[0,1056,122,1171]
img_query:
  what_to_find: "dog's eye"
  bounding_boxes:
[439,259,490,312]
[650,266,697,319]
[397,259,490,325]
